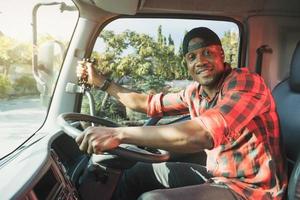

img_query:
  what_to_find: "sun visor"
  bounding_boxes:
[92,0,140,15]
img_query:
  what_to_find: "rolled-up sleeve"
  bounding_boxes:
[147,88,191,117]
[147,93,164,117]
[196,110,229,148]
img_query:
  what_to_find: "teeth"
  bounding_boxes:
[196,68,209,74]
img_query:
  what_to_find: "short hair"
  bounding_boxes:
[182,27,222,55]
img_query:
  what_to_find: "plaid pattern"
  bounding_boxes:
[147,66,287,200]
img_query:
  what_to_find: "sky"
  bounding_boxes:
[96,18,239,53]
[0,0,78,42]
[106,18,238,40]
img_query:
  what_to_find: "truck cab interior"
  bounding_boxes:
[0,0,300,199]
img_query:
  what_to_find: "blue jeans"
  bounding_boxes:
[111,162,243,200]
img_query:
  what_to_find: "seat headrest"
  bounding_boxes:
[290,41,300,92]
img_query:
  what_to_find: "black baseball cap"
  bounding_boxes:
[182,27,222,55]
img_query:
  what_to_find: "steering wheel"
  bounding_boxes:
[57,112,170,163]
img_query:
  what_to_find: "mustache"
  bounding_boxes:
[195,63,211,69]
[193,63,212,74]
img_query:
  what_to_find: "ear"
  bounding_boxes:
[220,48,225,60]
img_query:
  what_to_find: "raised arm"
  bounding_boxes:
[77,60,148,113]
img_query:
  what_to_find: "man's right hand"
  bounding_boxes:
[76,59,106,87]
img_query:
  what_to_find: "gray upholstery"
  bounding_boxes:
[272,41,300,200]
[290,42,300,93]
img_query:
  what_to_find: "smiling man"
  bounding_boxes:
[76,27,287,200]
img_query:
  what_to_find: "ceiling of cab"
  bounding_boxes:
[77,0,300,17]
[77,0,140,15]
[139,0,300,16]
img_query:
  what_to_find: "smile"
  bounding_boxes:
[195,68,212,75]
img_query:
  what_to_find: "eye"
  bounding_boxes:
[203,49,211,57]
[187,53,196,61]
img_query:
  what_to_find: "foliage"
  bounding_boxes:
[0,36,15,76]
[0,74,12,98]
[221,31,239,68]
[13,76,39,95]
[94,26,188,89]
[135,75,166,93]
[0,33,66,98]
[0,36,13,65]
[0,35,32,76]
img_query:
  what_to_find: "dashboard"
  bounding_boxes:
[20,133,85,200]
[24,150,79,200]
[0,131,92,200]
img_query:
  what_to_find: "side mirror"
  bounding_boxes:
[38,40,65,76]
[34,40,65,105]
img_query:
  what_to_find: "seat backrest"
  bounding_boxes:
[272,41,300,200]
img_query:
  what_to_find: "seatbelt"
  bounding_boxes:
[255,45,273,75]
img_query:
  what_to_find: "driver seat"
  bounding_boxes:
[272,41,300,200]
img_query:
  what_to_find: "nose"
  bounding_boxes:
[195,52,208,67]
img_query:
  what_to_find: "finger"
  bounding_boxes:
[76,63,85,75]
[93,145,103,155]
[77,62,86,70]
[78,130,90,152]
[76,68,82,77]
[75,132,85,145]
[76,69,87,79]
[87,142,94,154]
[77,60,85,64]
[77,68,89,81]
[85,64,93,76]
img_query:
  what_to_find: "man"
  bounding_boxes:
[76,27,287,200]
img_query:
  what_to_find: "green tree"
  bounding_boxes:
[11,43,32,65]
[168,34,174,46]
[157,25,164,45]
[0,35,15,76]
[90,26,190,120]
[14,76,38,95]
[96,26,188,84]
[221,31,239,68]
[0,74,12,98]
[0,35,32,77]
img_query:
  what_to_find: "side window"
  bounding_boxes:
[0,0,78,158]
[82,18,239,126]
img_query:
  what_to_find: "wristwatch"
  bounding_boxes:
[97,78,111,91]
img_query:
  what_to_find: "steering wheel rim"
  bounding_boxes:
[57,112,170,163]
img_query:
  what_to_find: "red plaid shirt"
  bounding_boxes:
[147,65,287,200]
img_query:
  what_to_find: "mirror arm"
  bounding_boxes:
[31,2,74,87]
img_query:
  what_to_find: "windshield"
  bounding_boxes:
[0,0,78,159]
